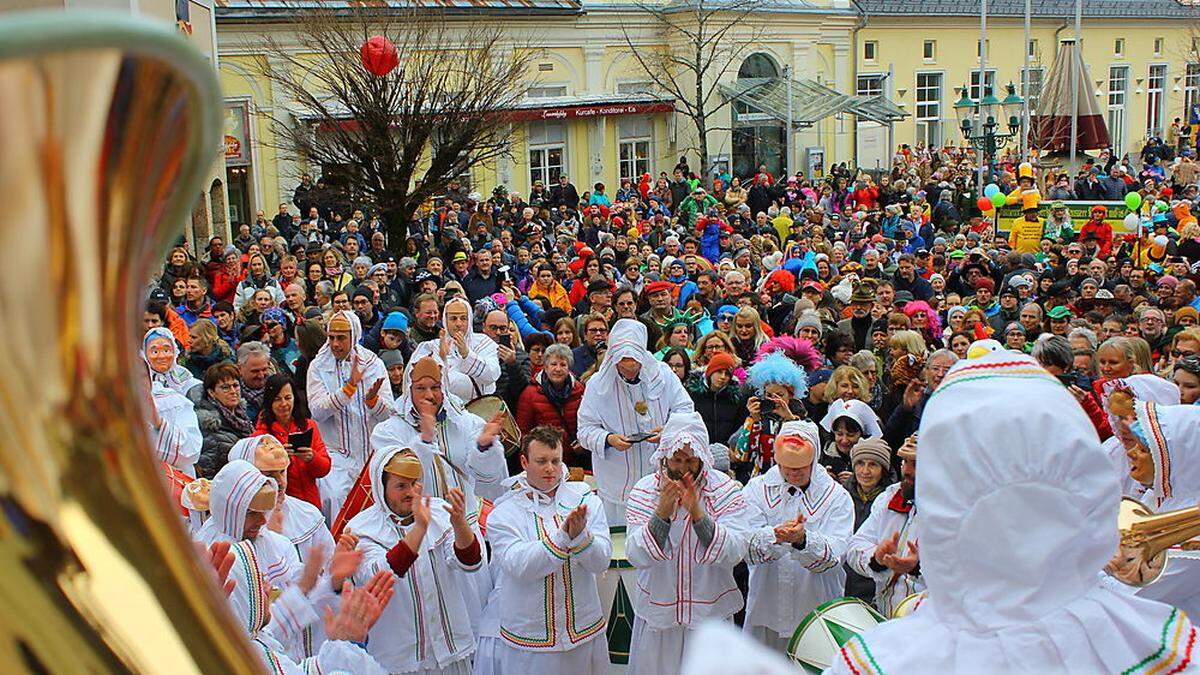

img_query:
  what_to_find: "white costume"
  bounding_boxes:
[1099,374,1180,498]
[1114,401,1200,618]
[440,297,501,401]
[578,318,695,525]
[150,380,201,477]
[199,461,371,673]
[487,469,611,673]
[624,412,754,675]
[307,310,394,520]
[843,484,922,617]
[228,436,338,661]
[742,420,853,650]
[348,446,482,674]
[142,326,201,398]
[828,352,1197,675]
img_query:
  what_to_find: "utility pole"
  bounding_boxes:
[1069,0,1082,161]
[1021,0,1031,159]
[785,63,794,178]
[978,0,989,186]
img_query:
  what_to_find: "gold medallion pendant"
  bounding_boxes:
[634,401,649,416]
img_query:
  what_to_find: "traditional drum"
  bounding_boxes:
[890,590,927,619]
[466,395,521,456]
[597,525,637,664]
[787,597,885,673]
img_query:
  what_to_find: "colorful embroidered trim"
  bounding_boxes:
[839,635,885,675]
[1123,608,1196,675]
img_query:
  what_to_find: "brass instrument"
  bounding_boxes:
[1111,497,1200,587]
[0,11,260,673]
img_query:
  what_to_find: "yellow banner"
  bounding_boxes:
[993,200,1135,236]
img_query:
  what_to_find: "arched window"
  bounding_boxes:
[738,53,779,80]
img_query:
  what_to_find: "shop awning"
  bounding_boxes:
[289,92,676,126]
[720,77,907,128]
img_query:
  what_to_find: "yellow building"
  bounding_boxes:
[215,0,890,223]
[855,0,1200,162]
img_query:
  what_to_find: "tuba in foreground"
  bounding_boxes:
[1109,496,1200,587]
[0,11,261,673]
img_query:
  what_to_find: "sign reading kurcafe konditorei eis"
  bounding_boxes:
[508,101,675,121]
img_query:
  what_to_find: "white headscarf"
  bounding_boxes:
[587,318,666,400]
[142,326,200,395]
[1102,373,1180,429]
[195,459,273,544]
[227,434,269,465]
[836,352,1184,673]
[393,339,469,419]
[1134,402,1200,513]
[819,399,883,438]
[309,309,379,377]
[652,411,714,466]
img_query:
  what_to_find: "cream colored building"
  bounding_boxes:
[855,0,1200,162]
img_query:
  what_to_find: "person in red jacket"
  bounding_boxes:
[851,177,880,210]
[208,246,243,304]
[1078,205,1114,257]
[515,343,587,469]
[254,372,331,509]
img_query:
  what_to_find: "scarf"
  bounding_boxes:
[537,370,575,408]
[209,392,255,438]
[324,263,344,278]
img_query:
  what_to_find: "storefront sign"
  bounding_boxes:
[509,101,675,122]
[223,101,251,166]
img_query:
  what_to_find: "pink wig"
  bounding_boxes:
[903,300,941,337]
[754,335,823,372]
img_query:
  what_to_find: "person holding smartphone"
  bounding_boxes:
[255,373,331,510]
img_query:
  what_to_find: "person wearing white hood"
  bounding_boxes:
[842,431,921,617]
[1106,400,1200,618]
[201,460,387,674]
[142,326,201,398]
[485,425,611,674]
[829,352,1197,675]
[578,318,695,524]
[228,435,341,661]
[347,445,484,674]
[439,296,501,401]
[741,419,853,652]
[624,411,754,675]
[1098,374,1180,498]
[140,360,202,478]
[307,309,393,521]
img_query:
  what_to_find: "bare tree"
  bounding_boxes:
[622,0,769,176]
[250,7,532,246]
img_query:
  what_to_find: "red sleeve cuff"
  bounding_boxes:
[387,540,419,577]
[454,537,482,566]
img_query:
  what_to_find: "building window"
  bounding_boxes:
[969,69,996,102]
[1109,65,1128,155]
[617,117,652,181]
[1021,67,1045,111]
[856,74,884,97]
[923,40,936,61]
[1027,39,1037,59]
[1154,37,1164,56]
[864,41,877,62]
[1187,64,1200,123]
[1147,64,1167,136]
[1114,38,1125,56]
[527,121,565,188]
[915,72,942,146]
[526,85,568,99]
[976,39,990,58]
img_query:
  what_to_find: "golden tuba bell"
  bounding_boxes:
[0,11,261,673]
[1111,496,1200,587]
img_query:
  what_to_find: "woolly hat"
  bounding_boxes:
[382,311,409,332]
[851,437,891,469]
[379,349,405,369]
[706,351,737,378]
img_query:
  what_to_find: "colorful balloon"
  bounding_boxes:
[976,196,993,212]
[360,36,399,77]
[990,192,1007,208]
[1123,213,1140,231]
[983,184,1001,198]
[1124,192,1143,211]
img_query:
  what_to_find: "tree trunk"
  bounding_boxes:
[697,116,710,180]
[381,205,410,255]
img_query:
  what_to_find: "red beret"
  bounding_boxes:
[974,277,996,292]
[644,280,674,296]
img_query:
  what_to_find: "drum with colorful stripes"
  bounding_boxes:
[597,526,636,665]
[787,597,885,673]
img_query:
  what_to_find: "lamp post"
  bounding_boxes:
[954,82,1023,185]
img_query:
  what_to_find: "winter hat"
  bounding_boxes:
[379,349,405,369]
[850,437,891,469]
[706,351,737,378]
[382,311,409,332]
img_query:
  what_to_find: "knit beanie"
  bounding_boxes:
[850,437,891,469]
[706,351,737,378]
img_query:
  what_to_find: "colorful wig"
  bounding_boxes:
[747,351,809,397]
[754,335,823,372]
[902,300,942,338]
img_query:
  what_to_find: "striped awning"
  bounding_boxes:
[720,77,907,127]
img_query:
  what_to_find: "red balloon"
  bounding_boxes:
[976,196,993,212]
[360,36,399,77]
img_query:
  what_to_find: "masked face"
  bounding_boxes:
[145,336,175,374]
[1126,439,1155,486]
[663,447,702,481]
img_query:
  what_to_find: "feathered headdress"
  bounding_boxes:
[754,335,823,372]
[747,351,810,397]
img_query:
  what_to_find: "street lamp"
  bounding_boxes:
[953,82,1023,184]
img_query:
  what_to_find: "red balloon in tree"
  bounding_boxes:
[360,36,399,77]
